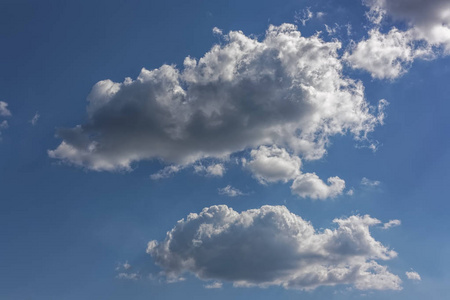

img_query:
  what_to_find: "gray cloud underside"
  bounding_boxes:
[147,205,401,290]
[49,24,384,171]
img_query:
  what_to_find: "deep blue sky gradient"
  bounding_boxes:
[0,0,449,299]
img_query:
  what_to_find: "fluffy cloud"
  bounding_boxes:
[147,205,401,291]
[291,173,345,200]
[364,0,450,50]
[344,28,431,79]
[194,163,225,177]
[0,101,11,117]
[361,177,381,187]
[218,185,245,197]
[244,145,301,184]
[49,24,384,171]
[383,219,401,229]
[244,145,345,199]
[405,271,421,281]
[346,0,450,79]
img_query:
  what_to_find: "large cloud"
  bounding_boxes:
[364,0,450,49]
[49,24,384,171]
[346,0,449,79]
[147,205,401,290]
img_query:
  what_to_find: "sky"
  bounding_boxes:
[1,0,450,299]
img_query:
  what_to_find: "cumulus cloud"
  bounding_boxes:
[0,101,11,117]
[291,173,345,200]
[49,24,385,172]
[383,219,401,229]
[361,177,381,187]
[244,145,301,184]
[346,0,450,79]
[244,145,345,199]
[218,185,245,197]
[363,0,450,50]
[344,28,431,79]
[405,271,421,281]
[194,163,226,177]
[147,205,401,291]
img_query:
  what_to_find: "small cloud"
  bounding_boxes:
[194,163,225,177]
[212,27,223,35]
[361,177,381,187]
[218,185,245,197]
[0,120,8,129]
[116,272,140,280]
[294,8,313,26]
[405,271,421,281]
[150,165,185,180]
[30,112,40,126]
[346,189,354,196]
[0,101,11,117]
[0,120,9,141]
[204,281,223,289]
[382,219,401,229]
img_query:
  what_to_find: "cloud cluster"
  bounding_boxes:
[49,24,384,172]
[147,205,402,291]
[244,145,345,199]
[346,0,450,79]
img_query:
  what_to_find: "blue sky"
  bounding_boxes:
[1,0,450,299]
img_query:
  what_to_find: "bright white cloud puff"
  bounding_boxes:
[346,0,450,79]
[49,24,385,172]
[244,145,345,199]
[147,205,402,290]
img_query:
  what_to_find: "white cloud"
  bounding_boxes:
[49,24,385,172]
[245,145,345,199]
[344,28,431,79]
[382,219,401,229]
[147,205,401,290]
[0,101,11,117]
[245,145,301,184]
[218,185,245,197]
[194,163,225,177]
[346,189,354,196]
[204,281,223,289]
[347,0,450,79]
[150,165,185,180]
[212,27,223,36]
[30,112,40,126]
[294,8,313,26]
[291,173,345,200]
[361,177,381,187]
[363,0,450,51]
[405,271,421,281]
